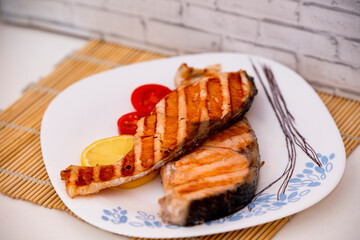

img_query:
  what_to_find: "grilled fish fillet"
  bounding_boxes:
[159,118,259,226]
[61,67,257,198]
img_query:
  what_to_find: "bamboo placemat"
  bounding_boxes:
[0,39,359,240]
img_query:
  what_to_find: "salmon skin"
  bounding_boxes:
[60,66,257,198]
[159,118,259,226]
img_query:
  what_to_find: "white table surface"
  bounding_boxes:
[0,21,359,240]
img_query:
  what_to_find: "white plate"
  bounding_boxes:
[41,53,346,238]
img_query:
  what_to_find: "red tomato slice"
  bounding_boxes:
[131,84,171,114]
[117,112,147,135]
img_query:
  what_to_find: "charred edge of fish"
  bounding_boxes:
[246,74,258,98]
[60,169,71,180]
[184,181,258,226]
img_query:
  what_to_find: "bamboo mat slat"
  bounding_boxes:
[0,39,359,240]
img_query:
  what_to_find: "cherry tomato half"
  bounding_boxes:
[131,84,171,114]
[117,112,147,135]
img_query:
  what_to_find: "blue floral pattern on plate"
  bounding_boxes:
[101,206,128,224]
[130,211,163,228]
[101,153,335,228]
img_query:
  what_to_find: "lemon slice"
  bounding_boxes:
[81,135,134,166]
[81,135,159,189]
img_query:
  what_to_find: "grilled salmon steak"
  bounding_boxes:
[60,66,257,198]
[159,118,259,226]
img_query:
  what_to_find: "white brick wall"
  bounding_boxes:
[259,21,338,60]
[107,0,183,24]
[1,0,71,24]
[217,0,299,24]
[72,6,144,41]
[338,38,360,68]
[184,5,258,41]
[1,0,359,100]
[186,0,216,8]
[300,4,360,39]
[299,55,360,96]
[310,0,360,12]
[72,0,106,7]
[299,55,360,87]
[147,20,221,52]
[223,37,297,70]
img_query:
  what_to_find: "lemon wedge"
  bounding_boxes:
[81,135,134,166]
[81,135,159,189]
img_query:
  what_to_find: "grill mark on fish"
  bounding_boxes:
[154,99,165,161]
[121,149,135,176]
[228,72,244,112]
[99,165,115,181]
[206,77,223,120]
[153,93,178,161]
[162,91,178,156]
[177,86,187,145]
[76,167,93,186]
[140,116,156,170]
[228,78,233,116]
[219,74,231,119]
[198,78,210,133]
[133,117,144,172]
[165,91,178,117]
[185,83,201,139]
[143,114,157,136]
